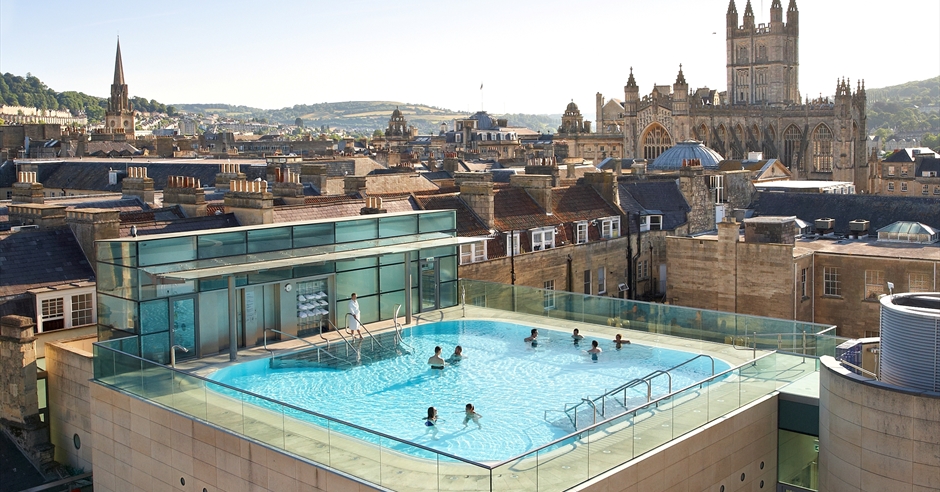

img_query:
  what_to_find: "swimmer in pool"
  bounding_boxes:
[462,403,482,429]
[587,340,602,361]
[613,333,631,350]
[424,406,439,438]
[524,328,539,346]
[447,345,465,364]
[428,346,446,370]
[572,328,584,345]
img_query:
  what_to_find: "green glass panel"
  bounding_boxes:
[98,294,139,334]
[248,268,292,284]
[379,264,408,292]
[336,257,377,272]
[378,215,418,238]
[97,241,137,267]
[439,255,457,282]
[335,270,377,299]
[419,211,455,233]
[97,263,139,300]
[293,264,332,278]
[440,280,458,308]
[139,270,195,300]
[247,227,292,254]
[198,231,247,259]
[419,246,456,260]
[335,218,377,243]
[292,223,334,248]
[379,291,406,320]
[140,299,169,335]
[138,236,197,267]
[379,253,405,265]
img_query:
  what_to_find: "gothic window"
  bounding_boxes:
[758,45,767,61]
[697,124,709,146]
[812,124,833,172]
[738,46,748,63]
[751,124,761,144]
[642,123,673,160]
[783,125,802,169]
[733,125,745,158]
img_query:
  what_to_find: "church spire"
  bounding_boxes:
[626,67,637,89]
[787,0,798,12]
[727,0,737,15]
[743,0,754,18]
[113,38,125,86]
[675,64,687,86]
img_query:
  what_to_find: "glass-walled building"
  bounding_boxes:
[95,210,469,363]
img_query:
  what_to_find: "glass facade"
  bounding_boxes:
[95,211,458,363]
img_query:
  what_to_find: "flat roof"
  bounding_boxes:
[755,181,854,189]
[142,234,485,281]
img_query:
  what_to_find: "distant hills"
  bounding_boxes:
[173,102,561,134]
[1,71,936,138]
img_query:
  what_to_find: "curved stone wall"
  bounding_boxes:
[819,356,940,491]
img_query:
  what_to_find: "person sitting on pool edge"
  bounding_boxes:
[447,345,465,363]
[428,346,446,370]
[572,328,584,345]
[524,328,539,346]
[587,340,602,361]
[613,333,631,349]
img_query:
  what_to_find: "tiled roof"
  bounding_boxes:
[0,228,94,297]
[118,213,240,237]
[618,181,690,231]
[551,186,621,223]
[750,191,940,234]
[120,206,187,224]
[493,187,557,231]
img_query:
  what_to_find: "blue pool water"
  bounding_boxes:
[210,320,729,462]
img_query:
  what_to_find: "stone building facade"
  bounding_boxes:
[574,0,869,190]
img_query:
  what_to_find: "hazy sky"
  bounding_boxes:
[2,0,938,116]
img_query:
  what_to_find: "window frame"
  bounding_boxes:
[575,221,589,244]
[32,286,98,333]
[823,267,841,297]
[909,272,931,293]
[506,231,520,256]
[600,216,621,239]
[864,270,885,300]
[530,227,556,251]
[543,280,556,310]
[459,242,487,265]
[597,267,607,294]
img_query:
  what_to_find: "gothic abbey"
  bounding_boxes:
[560,0,869,189]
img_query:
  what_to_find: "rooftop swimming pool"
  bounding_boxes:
[209,320,730,462]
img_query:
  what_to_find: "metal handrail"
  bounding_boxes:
[264,328,349,367]
[346,312,390,353]
[567,354,717,426]
[838,358,878,378]
[329,317,362,359]
[573,398,597,430]
[393,304,414,353]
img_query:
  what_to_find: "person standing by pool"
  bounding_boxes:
[348,293,363,340]
[587,340,602,361]
[428,346,446,369]
[463,403,482,429]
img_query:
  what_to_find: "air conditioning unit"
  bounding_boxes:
[849,219,870,233]
[618,283,629,292]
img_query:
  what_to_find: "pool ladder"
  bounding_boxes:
[560,354,716,430]
[263,328,353,367]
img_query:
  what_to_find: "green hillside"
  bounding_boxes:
[866,76,939,137]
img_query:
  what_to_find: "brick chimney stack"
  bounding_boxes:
[360,196,387,215]
[510,174,554,216]
[8,203,67,229]
[455,172,495,229]
[224,179,273,225]
[163,175,206,218]
[215,162,246,191]
[121,166,155,205]
[272,168,304,205]
[65,208,121,272]
[12,171,44,204]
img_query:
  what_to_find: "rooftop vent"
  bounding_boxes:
[849,219,870,238]
[814,218,835,234]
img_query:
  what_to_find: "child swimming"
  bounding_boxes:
[462,403,482,429]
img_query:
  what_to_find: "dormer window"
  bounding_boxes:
[531,227,555,251]
[459,242,487,265]
[600,217,620,239]
[640,215,662,232]
[576,221,589,244]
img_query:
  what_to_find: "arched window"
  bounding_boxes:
[751,124,761,144]
[813,124,833,172]
[697,124,709,146]
[642,123,673,160]
[733,125,746,158]
[783,125,802,169]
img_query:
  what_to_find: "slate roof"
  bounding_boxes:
[118,213,241,237]
[86,141,140,156]
[28,161,265,193]
[0,228,94,297]
[917,157,940,176]
[120,206,186,223]
[0,432,45,491]
[618,181,691,232]
[750,191,940,234]
[883,148,938,162]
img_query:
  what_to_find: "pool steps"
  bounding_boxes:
[269,330,409,369]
